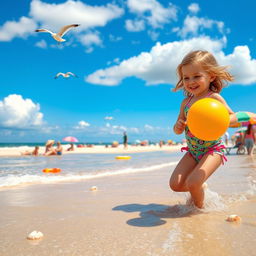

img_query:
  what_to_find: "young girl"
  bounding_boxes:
[169,50,236,208]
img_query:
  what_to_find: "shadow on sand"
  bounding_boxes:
[113,203,199,227]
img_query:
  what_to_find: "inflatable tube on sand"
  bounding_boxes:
[115,156,131,160]
[42,168,61,173]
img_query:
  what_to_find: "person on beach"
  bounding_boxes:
[223,131,229,146]
[169,50,236,208]
[243,124,256,155]
[67,143,75,151]
[55,141,63,155]
[123,132,128,149]
[44,140,57,156]
[234,132,244,154]
[21,146,40,156]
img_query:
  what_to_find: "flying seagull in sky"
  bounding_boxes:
[54,72,78,79]
[35,24,80,42]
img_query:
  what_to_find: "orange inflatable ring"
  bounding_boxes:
[42,168,61,173]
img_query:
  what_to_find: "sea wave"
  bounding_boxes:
[0,161,178,189]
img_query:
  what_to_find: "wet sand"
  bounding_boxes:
[0,155,255,256]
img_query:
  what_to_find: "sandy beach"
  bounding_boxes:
[0,144,181,157]
[0,151,255,256]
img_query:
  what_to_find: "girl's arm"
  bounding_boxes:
[210,93,237,126]
[173,98,187,135]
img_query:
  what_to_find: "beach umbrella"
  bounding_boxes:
[62,136,79,143]
[230,111,256,128]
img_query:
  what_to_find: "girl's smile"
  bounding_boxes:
[181,63,214,96]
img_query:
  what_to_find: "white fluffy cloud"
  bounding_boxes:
[144,124,154,131]
[74,120,90,129]
[125,19,145,32]
[30,0,124,31]
[35,39,47,48]
[176,15,224,38]
[126,0,177,30]
[79,32,102,46]
[99,123,126,135]
[188,3,200,14]
[104,116,114,120]
[0,94,44,128]
[0,0,124,42]
[85,36,256,86]
[0,16,37,41]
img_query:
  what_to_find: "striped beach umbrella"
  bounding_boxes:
[230,111,256,128]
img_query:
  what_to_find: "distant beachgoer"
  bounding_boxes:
[67,143,75,151]
[55,141,63,155]
[234,132,244,154]
[169,50,237,208]
[223,131,229,146]
[44,140,57,156]
[243,124,256,156]
[123,132,128,149]
[112,141,119,148]
[21,146,40,156]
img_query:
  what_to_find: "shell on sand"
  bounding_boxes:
[226,214,241,222]
[27,231,44,240]
[90,186,98,191]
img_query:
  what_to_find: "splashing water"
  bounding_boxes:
[184,187,226,213]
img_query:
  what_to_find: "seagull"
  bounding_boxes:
[54,72,78,79]
[35,24,80,42]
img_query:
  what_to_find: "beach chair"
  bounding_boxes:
[225,143,245,155]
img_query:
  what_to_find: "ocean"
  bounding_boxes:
[0,150,181,189]
[0,142,109,148]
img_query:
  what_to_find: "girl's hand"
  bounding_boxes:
[174,119,186,134]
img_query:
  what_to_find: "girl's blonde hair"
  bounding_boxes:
[173,50,234,96]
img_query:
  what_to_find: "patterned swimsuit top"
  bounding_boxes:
[183,94,226,162]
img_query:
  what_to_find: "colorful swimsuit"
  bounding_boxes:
[181,95,227,164]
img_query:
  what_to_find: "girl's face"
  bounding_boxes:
[181,62,215,96]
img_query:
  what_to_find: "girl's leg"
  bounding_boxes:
[169,152,197,192]
[185,153,222,208]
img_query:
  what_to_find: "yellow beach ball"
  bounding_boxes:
[187,98,229,141]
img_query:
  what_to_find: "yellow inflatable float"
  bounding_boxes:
[115,155,131,160]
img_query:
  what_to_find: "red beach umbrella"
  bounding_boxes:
[62,136,79,143]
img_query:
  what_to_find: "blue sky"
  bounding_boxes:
[0,0,255,143]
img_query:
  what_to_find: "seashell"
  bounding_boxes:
[226,214,241,222]
[90,186,98,191]
[202,183,208,189]
[27,230,44,240]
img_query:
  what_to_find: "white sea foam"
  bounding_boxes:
[0,161,178,189]
[184,188,226,212]
[202,188,226,212]
[162,222,182,253]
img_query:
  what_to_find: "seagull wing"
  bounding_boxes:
[35,29,54,35]
[57,24,80,37]
[54,72,65,79]
[66,72,78,77]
